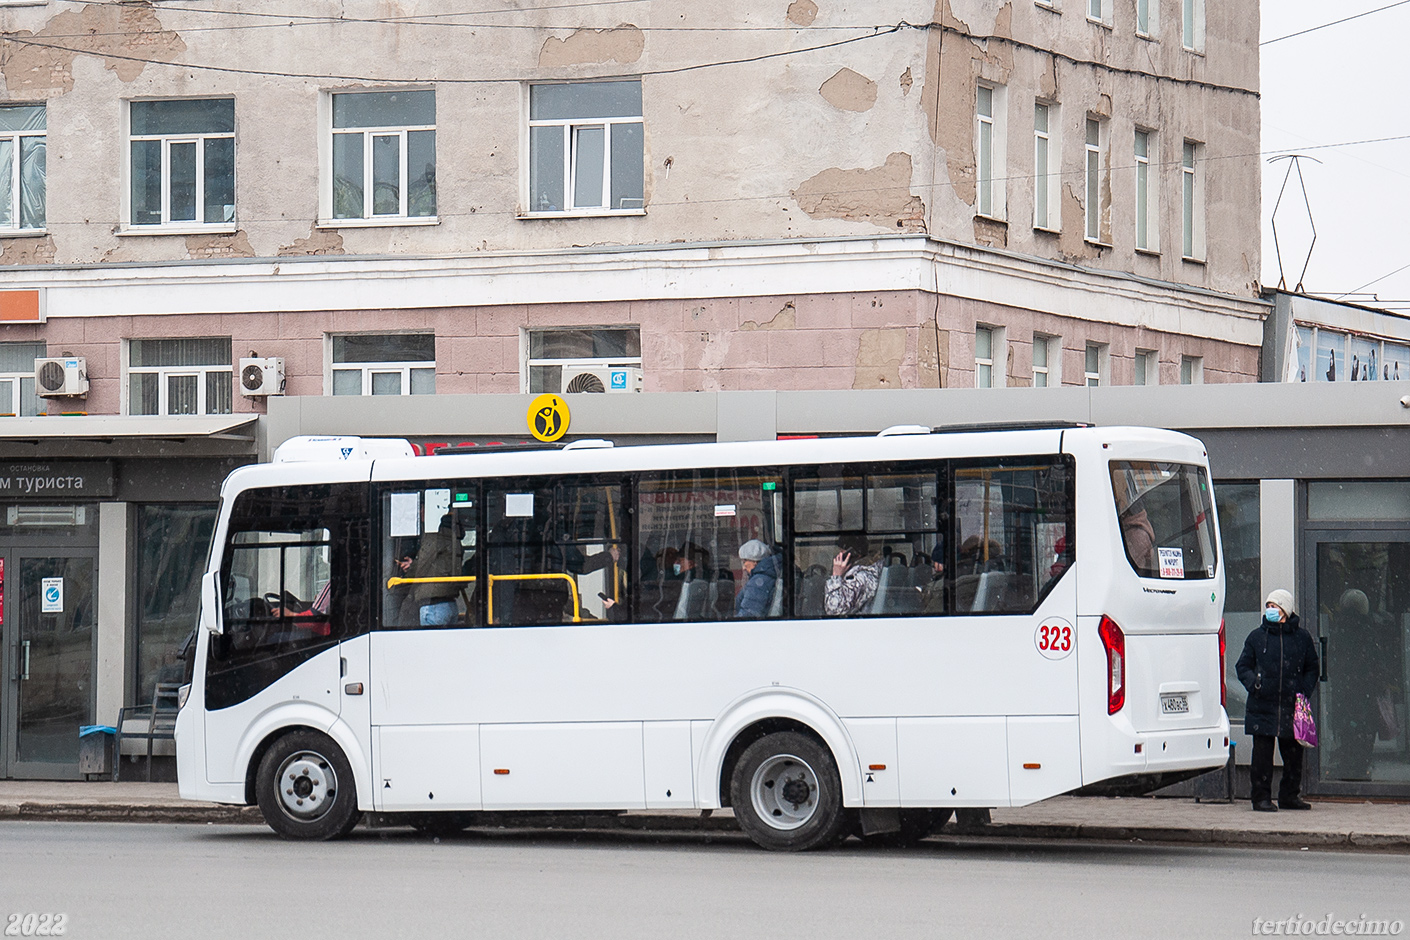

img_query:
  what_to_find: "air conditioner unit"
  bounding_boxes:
[34,357,88,398]
[560,365,644,394]
[239,357,285,397]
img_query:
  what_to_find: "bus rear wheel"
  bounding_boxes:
[730,731,849,851]
[256,731,362,841]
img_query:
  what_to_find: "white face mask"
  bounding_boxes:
[672,563,683,576]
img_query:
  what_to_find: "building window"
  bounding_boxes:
[1182,0,1205,51]
[1180,355,1203,384]
[1033,334,1060,387]
[1134,129,1158,252]
[975,85,1006,220]
[1136,0,1156,36]
[1182,139,1205,260]
[528,81,644,214]
[975,326,995,388]
[1087,0,1111,24]
[1134,348,1158,386]
[133,504,217,708]
[1084,118,1106,243]
[330,89,436,222]
[128,338,233,416]
[526,327,642,394]
[0,342,43,416]
[0,105,45,232]
[330,333,435,395]
[129,99,235,228]
[1033,102,1060,231]
[1084,342,1106,386]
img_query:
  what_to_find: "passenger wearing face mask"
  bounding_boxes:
[1236,589,1320,812]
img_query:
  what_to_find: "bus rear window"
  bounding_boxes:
[1110,461,1216,580]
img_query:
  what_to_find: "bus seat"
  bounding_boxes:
[767,576,784,617]
[796,565,828,618]
[869,564,895,615]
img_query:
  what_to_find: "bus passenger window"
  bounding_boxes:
[953,459,1074,614]
[1109,461,1216,580]
[792,469,944,617]
[381,485,479,629]
[484,482,626,626]
[636,470,783,623]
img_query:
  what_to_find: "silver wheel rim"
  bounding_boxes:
[750,753,821,831]
[276,750,337,822]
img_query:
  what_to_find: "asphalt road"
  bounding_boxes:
[1,822,1407,940]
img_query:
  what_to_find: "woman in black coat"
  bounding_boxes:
[1235,588,1320,812]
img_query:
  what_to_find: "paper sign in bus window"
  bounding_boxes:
[425,488,451,531]
[1158,547,1185,579]
[505,493,534,518]
[390,492,420,537]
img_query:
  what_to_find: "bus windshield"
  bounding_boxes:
[1110,460,1217,580]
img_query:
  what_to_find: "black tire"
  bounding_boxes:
[861,808,953,847]
[730,731,850,851]
[256,730,362,841]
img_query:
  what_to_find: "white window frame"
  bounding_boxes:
[0,105,45,234]
[1033,101,1060,232]
[1136,0,1158,37]
[524,81,645,219]
[1134,128,1158,253]
[523,326,644,394]
[327,333,437,396]
[1084,342,1108,386]
[1087,0,1112,26]
[975,326,995,388]
[320,88,438,228]
[1134,348,1158,386]
[124,98,236,234]
[1182,0,1205,52]
[1084,117,1108,244]
[123,338,233,417]
[1035,0,1059,10]
[976,84,1007,221]
[1180,355,1203,385]
[1182,139,1206,261]
[1032,333,1061,387]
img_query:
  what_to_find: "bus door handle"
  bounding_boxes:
[1319,637,1328,682]
[20,639,30,681]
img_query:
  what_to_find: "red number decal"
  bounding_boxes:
[1060,626,1072,652]
[1038,626,1049,650]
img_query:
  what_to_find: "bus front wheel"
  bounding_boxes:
[256,731,362,841]
[730,731,849,851]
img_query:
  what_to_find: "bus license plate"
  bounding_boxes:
[1161,693,1190,715]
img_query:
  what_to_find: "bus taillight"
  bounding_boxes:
[1098,615,1125,715]
[1218,618,1227,708]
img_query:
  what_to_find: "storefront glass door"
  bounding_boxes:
[1,551,97,779]
[1309,536,1410,793]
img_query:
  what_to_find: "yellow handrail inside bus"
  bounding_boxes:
[386,576,477,588]
[386,573,583,623]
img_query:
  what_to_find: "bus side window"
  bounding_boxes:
[791,467,945,618]
[953,459,1074,614]
[636,470,783,623]
[381,485,479,630]
[484,481,626,626]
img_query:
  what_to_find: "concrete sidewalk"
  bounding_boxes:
[3,782,1409,850]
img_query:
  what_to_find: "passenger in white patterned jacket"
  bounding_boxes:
[824,533,882,616]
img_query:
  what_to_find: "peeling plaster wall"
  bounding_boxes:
[0,0,1255,299]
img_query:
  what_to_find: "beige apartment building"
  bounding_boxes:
[0,0,1270,778]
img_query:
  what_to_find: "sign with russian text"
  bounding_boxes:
[0,461,115,498]
[1158,547,1185,579]
[41,577,62,613]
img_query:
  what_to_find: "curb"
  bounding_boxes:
[3,803,1408,851]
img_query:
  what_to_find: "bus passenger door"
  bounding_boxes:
[336,633,374,810]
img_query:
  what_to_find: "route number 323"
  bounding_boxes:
[1035,621,1074,659]
[5,913,66,936]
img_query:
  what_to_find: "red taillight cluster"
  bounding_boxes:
[1098,615,1125,715]
[1218,618,1227,708]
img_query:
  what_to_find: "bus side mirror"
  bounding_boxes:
[201,571,223,635]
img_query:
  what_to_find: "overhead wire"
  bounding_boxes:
[1260,0,1410,45]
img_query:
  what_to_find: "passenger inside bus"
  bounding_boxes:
[824,534,882,616]
[735,540,780,620]
[400,513,465,626]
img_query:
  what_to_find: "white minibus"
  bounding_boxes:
[176,425,1230,850]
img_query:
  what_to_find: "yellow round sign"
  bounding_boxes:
[528,393,570,442]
